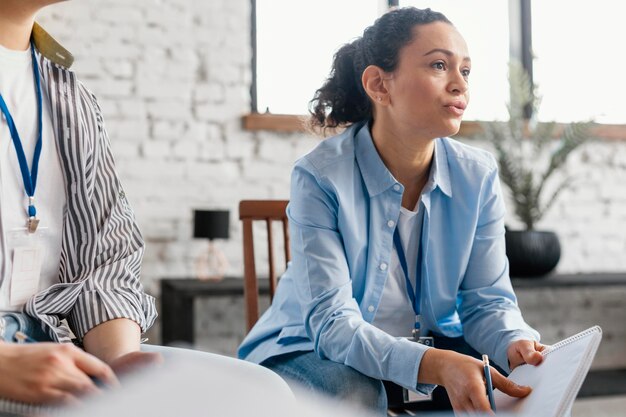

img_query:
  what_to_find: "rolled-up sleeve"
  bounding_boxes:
[289,160,434,392]
[458,165,539,372]
[67,92,157,340]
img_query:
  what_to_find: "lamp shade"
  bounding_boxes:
[193,210,230,240]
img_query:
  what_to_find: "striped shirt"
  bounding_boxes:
[14,24,157,342]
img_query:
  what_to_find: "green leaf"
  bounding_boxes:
[479,59,595,230]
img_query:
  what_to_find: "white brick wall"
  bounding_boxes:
[37,0,626,298]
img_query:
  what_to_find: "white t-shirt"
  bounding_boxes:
[0,43,66,310]
[372,203,424,337]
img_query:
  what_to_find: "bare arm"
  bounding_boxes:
[82,318,140,364]
[82,318,162,376]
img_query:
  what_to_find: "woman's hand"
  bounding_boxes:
[0,342,118,405]
[419,348,531,414]
[507,339,545,370]
[109,350,163,377]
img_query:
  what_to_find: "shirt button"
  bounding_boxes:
[367,305,375,313]
[387,220,395,228]
[393,184,401,192]
[379,262,388,271]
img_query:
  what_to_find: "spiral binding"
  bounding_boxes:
[542,325,602,357]
[0,398,61,416]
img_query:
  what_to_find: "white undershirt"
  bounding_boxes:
[372,203,424,337]
[0,43,66,310]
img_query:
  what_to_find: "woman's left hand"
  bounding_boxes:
[507,340,546,370]
[109,351,163,377]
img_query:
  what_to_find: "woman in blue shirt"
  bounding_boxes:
[239,7,544,415]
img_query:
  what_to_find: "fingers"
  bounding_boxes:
[109,351,164,377]
[40,346,104,401]
[33,374,87,406]
[52,370,101,398]
[442,354,495,415]
[70,347,119,388]
[0,343,115,405]
[491,367,531,398]
[517,341,544,366]
[467,393,495,415]
[508,340,546,369]
[41,389,82,407]
[453,395,493,417]
[468,386,495,415]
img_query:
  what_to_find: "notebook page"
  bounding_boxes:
[494,326,602,417]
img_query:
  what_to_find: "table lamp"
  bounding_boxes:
[193,209,230,281]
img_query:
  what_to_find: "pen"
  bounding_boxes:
[14,331,37,343]
[483,354,496,412]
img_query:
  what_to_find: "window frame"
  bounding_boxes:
[244,0,625,140]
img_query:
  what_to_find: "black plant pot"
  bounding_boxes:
[505,230,561,278]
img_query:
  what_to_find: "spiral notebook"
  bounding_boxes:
[494,325,602,417]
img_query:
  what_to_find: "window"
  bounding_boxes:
[252,1,625,130]
[255,0,383,115]
[532,1,625,124]
[255,0,509,121]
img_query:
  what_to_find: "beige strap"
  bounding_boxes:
[32,22,74,69]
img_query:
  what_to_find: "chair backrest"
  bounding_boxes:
[239,200,290,332]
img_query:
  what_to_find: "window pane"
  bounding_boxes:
[400,1,510,121]
[256,0,381,115]
[532,1,625,124]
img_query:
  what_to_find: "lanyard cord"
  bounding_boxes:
[393,210,425,331]
[0,41,43,219]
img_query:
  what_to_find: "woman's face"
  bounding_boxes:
[383,21,471,140]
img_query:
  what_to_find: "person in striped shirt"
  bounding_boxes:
[0,0,159,405]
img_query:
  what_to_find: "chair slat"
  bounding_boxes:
[239,200,290,332]
[242,218,258,331]
[239,200,289,219]
[266,219,276,302]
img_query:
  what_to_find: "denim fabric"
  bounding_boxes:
[261,350,387,416]
[0,312,52,343]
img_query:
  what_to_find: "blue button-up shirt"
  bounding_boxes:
[238,121,539,392]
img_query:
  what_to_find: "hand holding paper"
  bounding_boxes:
[495,326,603,417]
[507,339,546,370]
[421,349,531,414]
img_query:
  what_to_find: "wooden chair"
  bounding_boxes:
[239,201,425,415]
[239,200,290,332]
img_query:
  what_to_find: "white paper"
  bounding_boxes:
[10,245,43,306]
[494,326,602,417]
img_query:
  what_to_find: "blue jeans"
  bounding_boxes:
[0,312,52,343]
[261,336,499,415]
[261,350,388,416]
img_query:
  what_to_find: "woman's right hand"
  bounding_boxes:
[419,348,531,414]
[0,342,118,405]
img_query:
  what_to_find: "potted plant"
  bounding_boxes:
[481,61,593,277]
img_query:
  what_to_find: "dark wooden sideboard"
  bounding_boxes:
[160,277,269,346]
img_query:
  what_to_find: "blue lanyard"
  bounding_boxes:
[0,42,43,231]
[393,213,425,331]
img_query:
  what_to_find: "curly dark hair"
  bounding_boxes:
[308,7,451,130]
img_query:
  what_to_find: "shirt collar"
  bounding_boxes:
[354,121,452,198]
[31,22,74,69]
[431,138,453,198]
[354,122,398,197]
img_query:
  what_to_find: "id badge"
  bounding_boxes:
[403,336,435,403]
[7,227,47,306]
